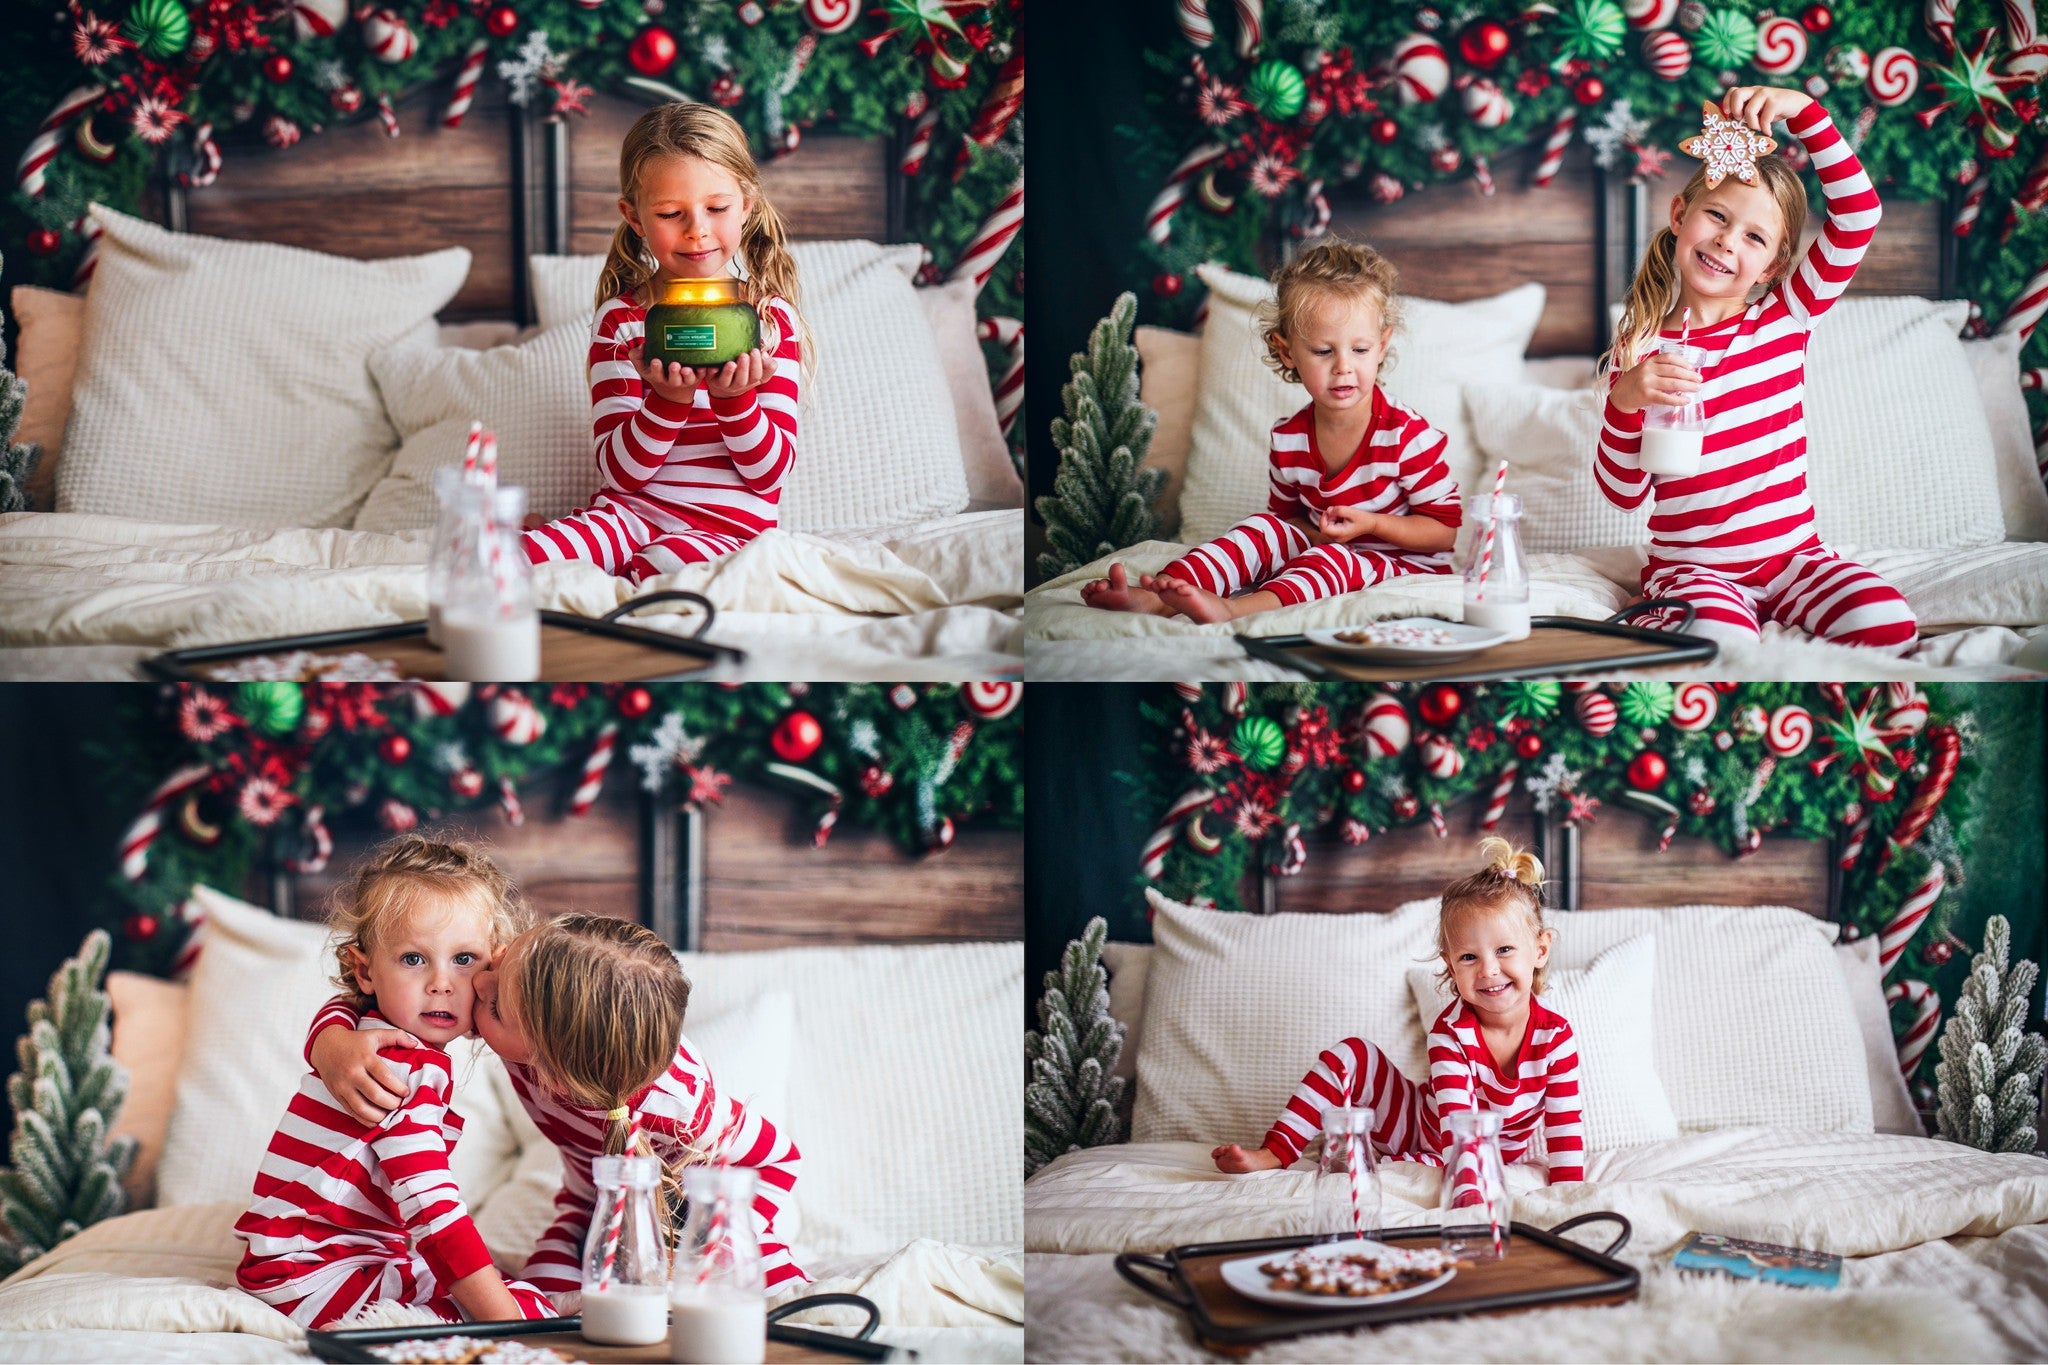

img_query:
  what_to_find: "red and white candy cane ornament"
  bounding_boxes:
[1882,683,1929,736]
[491,690,546,744]
[1230,0,1263,57]
[1147,143,1226,245]
[1178,0,1214,47]
[1392,33,1449,105]
[1885,978,1940,1078]
[71,214,102,289]
[284,806,335,875]
[1867,47,1920,107]
[1878,860,1945,976]
[169,897,207,981]
[963,681,1021,719]
[1752,15,1808,74]
[1883,725,1960,863]
[1469,156,1495,198]
[362,8,417,63]
[17,85,106,199]
[1838,811,1870,871]
[1765,705,1813,757]
[376,93,400,138]
[180,121,222,189]
[966,50,1025,154]
[499,776,525,827]
[1221,682,1247,717]
[568,723,619,817]
[1532,111,1576,187]
[1360,691,1410,758]
[1143,788,1214,881]
[900,106,939,176]
[949,176,1022,291]
[804,0,859,35]
[1956,171,1987,237]
[1428,801,1447,839]
[1926,0,1958,52]
[119,765,213,882]
[2000,258,2048,343]
[444,38,489,128]
[1421,732,1463,780]
[290,0,347,41]
[1172,683,1204,703]
[978,316,1024,438]
[1671,683,1718,731]
[1626,0,1679,29]
[1270,823,1307,875]
[1479,765,1518,833]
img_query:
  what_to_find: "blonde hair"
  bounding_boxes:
[328,834,528,1012]
[1433,836,1551,997]
[1261,239,1403,385]
[1602,157,1808,378]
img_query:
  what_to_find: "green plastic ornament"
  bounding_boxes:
[1497,679,1563,721]
[124,0,192,59]
[236,682,305,737]
[1232,715,1287,771]
[1694,9,1758,70]
[1617,681,1675,727]
[1246,59,1308,120]
[1555,0,1627,64]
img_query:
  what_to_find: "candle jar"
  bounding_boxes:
[580,1155,669,1345]
[1459,492,1530,640]
[642,276,778,369]
[670,1167,766,1365]
[1638,340,1708,477]
[1439,1109,1511,1264]
[1309,1106,1380,1244]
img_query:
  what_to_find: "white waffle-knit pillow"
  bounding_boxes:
[1463,380,1650,553]
[1177,263,1542,547]
[676,940,1020,1255]
[56,204,468,530]
[1961,328,2048,541]
[355,320,593,532]
[1134,890,1440,1147]
[1544,904,1870,1133]
[1406,935,1679,1151]
[527,244,969,532]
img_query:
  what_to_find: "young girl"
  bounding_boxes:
[307,913,806,1306]
[522,102,803,586]
[1081,240,1461,623]
[234,836,558,1328]
[1212,838,1584,1186]
[1597,84,1916,653]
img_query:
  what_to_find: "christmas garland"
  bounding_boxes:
[1134,680,1982,1089]
[103,679,1023,977]
[1135,0,2048,468]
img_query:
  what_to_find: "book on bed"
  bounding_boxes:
[1672,1232,1842,1288]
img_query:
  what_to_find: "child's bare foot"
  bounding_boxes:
[1212,1142,1284,1174]
[1154,575,1240,624]
[1080,562,1173,616]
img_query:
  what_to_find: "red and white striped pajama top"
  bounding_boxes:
[235,1010,556,1328]
[1164,393,1461,607]
[1595,104,1916,653]
[1262,997,1585,1185]
[306,997,807,1306]
[523,291,801,586]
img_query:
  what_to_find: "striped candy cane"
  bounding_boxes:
[1146,143,1227,245]
[1271,823,1307,875]
[1178,0,1213,46]
[1999,259,2048,342]
[1878,861,1944,977]
[569,723,619,816]
[1346,1132,1367,1236]
[17,85,106,198]
[376,93,400,138]
[71,214,102,290]
[1143,788,1214,881]
[949,177,1022,292]
[119,766,213,881]
[284,806,334,874]
[1222,682,1247,717]
[978,316,1023,438]
[1471,154,1495,198]
[170,897,207,981]
[964,50,1024,152]
[1531,111,1575,187]
[1428,802,1447,839]
[1838,812,1870,871]
[1926,0,1958,51]
[499,776,525,827]
[1231,0,1263,57]
[901,107,938,176]
[1954,172,1986,237]
[443,38,489,128]
[1479,765,1518,833]
[1171,683,1204,703]
[180,121,222,189]
[1885,978,1940,1078]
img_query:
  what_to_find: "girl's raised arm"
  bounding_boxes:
[1777,100,1881,326]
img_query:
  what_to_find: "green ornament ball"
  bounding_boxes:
[1618,681,1676,727]
[236,681,305,736]
[1498,679,1563,721]
[1246,59,1308,120]
[1557,0,1627,63]
[125,0,192,59]
[1233,715,1287,771]
[1694,9,1758,70]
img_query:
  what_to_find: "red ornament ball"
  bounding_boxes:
[1574,75,1606,104]
[1627,750,1669,790]
[124,913,161,941]
[485,4,521,37]
[1153,272,1183,298]
[451,768,485,799]
[379,733,412,764]
[1711,681,1740,693]
[263,53,294,83]
[1369,116,1400,144]
[1417,684,1462,730]
[924,815,956,853]
[628,24,678,75]
[859,763,893,797]
[1922,939,1954,966]
[331,84,363,114]
[1342,768,1366,793]
[1800,4,1831,32]
[1392,793,1420,820]
[1515,731,1544,759]
[618,686,653,718]
[1458,19,1512,69]
[26,227,60,257]
[771,710,824,763]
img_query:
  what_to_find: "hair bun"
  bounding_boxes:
[1475,834,1543,888]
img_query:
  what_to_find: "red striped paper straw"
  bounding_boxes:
[1475,460,1508,600]
[596,1185,627,1289]
[1680,304,1691,350]
[460,420,483,479]
[1346,1133,1366,1239]
[478,431,499,487]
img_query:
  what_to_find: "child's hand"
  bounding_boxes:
[309,1022,418,1125]
[700,347,775,400]
[1609,352,1700,415]
[639,353,699,406]
[1319,506,1378,545]
[1720,84,1812,134]
[1212,1142,1285,1174]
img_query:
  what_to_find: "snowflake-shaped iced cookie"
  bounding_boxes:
[1679,101,1778,188]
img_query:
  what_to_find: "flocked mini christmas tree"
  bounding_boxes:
[0,252,42,514]
[0,931,135,1275]
[1024,917,1127,1176]
[1033,293,1163,580]
[1934,915,2047,1154]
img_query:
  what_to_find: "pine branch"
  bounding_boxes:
[1933,915,2047,1152]
[1023,917,1128,1175]
[1032,293,1166,579]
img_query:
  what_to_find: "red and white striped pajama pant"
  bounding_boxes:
[522,501,749,586]
[1164,513,1450,608]
[1638,545,1917,654]
[240,1247,557,1330]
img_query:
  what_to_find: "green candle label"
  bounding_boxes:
[664,324,717,349]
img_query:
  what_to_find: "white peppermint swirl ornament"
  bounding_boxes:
[1421,732,1464,780]
[289,0,347,41]
[1392,33,1449,105]
[1765,705,1813,756]
[1626,0,1679,29]
[362,8,417,64]
[1644,29,1692,79]
[805,0,859,35]
[1670,682,1718,731]
[491,691,546,745]
[961,681,1020,719]
[1461,78,1512,127]
[1867,46,1920,106]
[1753,15,1809,73]
[1361,692,1410,758]
[1882,683,1929,736]
[1575,690,1618,736]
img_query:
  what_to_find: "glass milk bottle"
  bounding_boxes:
[670,1167,766,1365]
[1439,1109,1512,1264]
[425,469,486,647]
[439,486,540,682]
[1309,1106,1380,1244]
[1459,493,1530,640]
[1638,340,1708,476]
[579,1155,670,1345]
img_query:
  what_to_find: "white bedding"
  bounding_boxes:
[0,508,1023,680]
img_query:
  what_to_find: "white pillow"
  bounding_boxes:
[1961,328,2048,541]
[1177,263,1543,546]
[527,245,971,532]
[355,320,594,532]
[917,273,1023,511]
[1462,380,1650,553]
[1135,324,1202,539]
[676,940,1021,1255]
[57,204,469,530]
[155,885,518,1214]
[1099,940,1151,1086]
[1544,905,1871,1133]
[1405,936,1680,1151]
[1835,933,1924,1136]
[1134,889,1440,1147]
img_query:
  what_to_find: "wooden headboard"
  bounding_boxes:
[260,778,1019,949]
[1308,141,1957,358]
[156,85,903,324]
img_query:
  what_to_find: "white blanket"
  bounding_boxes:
[1025,542,2048,680]
[0,509,1023,679]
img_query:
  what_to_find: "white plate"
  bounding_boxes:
[1219,1239,1458,1311]
[1302,617,1510,663]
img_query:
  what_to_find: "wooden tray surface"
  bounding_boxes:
[1236,616,1717,682]
[308,1309,899,1363]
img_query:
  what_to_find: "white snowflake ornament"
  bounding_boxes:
[1680,100,1777,188]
